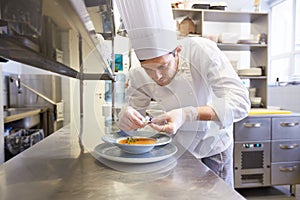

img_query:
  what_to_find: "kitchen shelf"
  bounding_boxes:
[3,108,41,124]
[0,35,78,78]
[0,35,114,80]
[173,8,269,107]
[173,8,268,23]
[217,43,267,51]
[239,76,267,79]
[44,0,113,76]
[203,10,268,23]
[0,0,114,81]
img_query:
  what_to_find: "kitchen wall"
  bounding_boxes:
[268,85,300,112]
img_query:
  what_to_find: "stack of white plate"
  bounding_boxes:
[238,68,262,76]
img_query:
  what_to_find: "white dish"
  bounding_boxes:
[237,39,259,44]
[95,154,177,173]
[94,143,177,163]
[115,136,157,154]
[102,132,172,146]
[102,132,172,154]
[218,32,239,44]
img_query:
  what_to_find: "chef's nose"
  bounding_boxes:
[153,69,163,80]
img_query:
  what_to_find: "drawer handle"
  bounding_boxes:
[279,166,298,172]
[243,123,262,128]
[280,122,299,127]
[279,144,299,149]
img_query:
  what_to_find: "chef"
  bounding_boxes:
[115,0,250,187]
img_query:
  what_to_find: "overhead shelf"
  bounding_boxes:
[0,0,114,81]
[239,76,267,80]
[0,35,77,78]
[44,0,114,79]
[203,10,268,23]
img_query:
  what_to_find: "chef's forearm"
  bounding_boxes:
[197,106,219,121]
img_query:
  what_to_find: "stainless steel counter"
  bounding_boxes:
[3,107,45,130]
[3,107,41,123]
[0,125,245,200]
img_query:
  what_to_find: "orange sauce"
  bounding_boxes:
[118,137,156,145]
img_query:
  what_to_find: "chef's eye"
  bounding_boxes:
[158,64,168,71]
[144,68,154,73]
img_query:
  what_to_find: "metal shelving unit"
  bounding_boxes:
[173,8,269,107]
[0,0,115,81]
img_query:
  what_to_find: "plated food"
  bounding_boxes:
[118,137,156,145]
[102,132,172,154]
[115,137,156,154]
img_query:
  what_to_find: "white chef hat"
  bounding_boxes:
[115,0,177,60]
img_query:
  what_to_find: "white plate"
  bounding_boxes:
[94,143,177,164]
[238,68,262,76]
[237,36,259,44]
[95,155,177,173]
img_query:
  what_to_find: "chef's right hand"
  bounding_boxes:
[117,106,146,131]
[149,106,198,134]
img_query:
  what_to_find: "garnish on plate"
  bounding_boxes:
[118,137,156,145]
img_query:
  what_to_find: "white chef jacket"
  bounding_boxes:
[125,37,250,158]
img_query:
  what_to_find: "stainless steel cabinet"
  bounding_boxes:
[234,117,271,188]
[234,117,271,141]
[271,117,300,185]
[234,114,300,195]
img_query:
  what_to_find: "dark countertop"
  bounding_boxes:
[0,125,245,200]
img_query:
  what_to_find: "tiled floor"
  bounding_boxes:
[236,185,300,199]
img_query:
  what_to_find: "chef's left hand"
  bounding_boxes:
[149,106,198,134]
